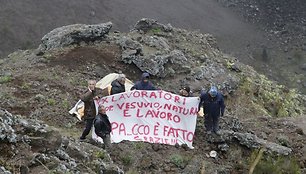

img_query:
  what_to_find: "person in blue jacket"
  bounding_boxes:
[199,86,225,135]
[131,72,157,90]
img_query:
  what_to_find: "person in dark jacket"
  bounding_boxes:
[131,72,156,90]
[199,86,225,135]
[94,105,112,150]
[110,74,126,95]
[79,80,103,140]
[179,86,193,97]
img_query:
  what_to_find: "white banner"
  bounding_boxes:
[93,90,200,148]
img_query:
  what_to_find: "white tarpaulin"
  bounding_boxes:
[93,90,200,148]
[69,73,134,120]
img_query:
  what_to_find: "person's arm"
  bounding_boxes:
[94,88,104,99]
[80,90,92,102]
[198,93,204,111]
[220,95,225,116]
[130,82,139,90]
[148,82,157,90]
[104,117,112,133]
[94,119,105,138]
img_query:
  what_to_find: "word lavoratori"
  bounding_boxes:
[101,90,187,105]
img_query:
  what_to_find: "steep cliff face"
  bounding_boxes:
[0,20,306,173]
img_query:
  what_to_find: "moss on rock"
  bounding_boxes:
[238,72,305,117]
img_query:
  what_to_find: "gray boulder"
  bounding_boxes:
[19,118,62,153]
[117,36,143,64]
[142,35,171,50]
[122,49,190,77]
[0,109,18,143]
[0,108,62,152]
[38,22,112,53]
[0,166,11,174]
[133,18,173,33]
[133,54,167,76]
[219,130,292,155]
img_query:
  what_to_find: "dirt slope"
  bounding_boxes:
[0,0,264,58]
[1,0,305,94]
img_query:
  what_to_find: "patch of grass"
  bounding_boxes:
[121,153,133,166]
[95,151,106,160]
[43,52,53,60]
[80,80,88,87]
[21,82,31,90]
[62,99,70,110]
[0,75,12,84]
[248,149,301,174]
[238,74,305,117]
[126,168,138,174]
[133,142,145,149]
[69,77,87,87]
[150,27,162,34]
[170,154,191,168]
[47,98,56,106]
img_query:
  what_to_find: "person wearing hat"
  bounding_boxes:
[179,86,192,97]
[199,86,225,135]
[131,72,157,90]
[110,74,126,95]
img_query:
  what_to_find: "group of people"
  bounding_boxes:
[79,72,158,150]
[79,72,225,150]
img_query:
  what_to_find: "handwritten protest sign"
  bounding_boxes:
[92,90,200,148]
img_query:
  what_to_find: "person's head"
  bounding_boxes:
[141,72,150,83]
[88,80,97,91]
[98,105,106,114]
[117,74,126,85]
[208,86,218,98]
[180,86,190,97]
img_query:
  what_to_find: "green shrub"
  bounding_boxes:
[170,154,191,168]
[150,28,162,34]
[47,98,56,106]
[121,153,133,166]
[238,74,305,117]
[21,82,31,90]
[133,142,145,149]
[0,75,12,84]
[95,151,106,160]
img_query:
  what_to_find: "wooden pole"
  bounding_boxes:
[249,148,265,174]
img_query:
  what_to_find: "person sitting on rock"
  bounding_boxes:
[110,74,126,95]
[131,72,157,90]
[79,80,103,141]
[94,105,112,151]
[179,86,193,97]
[199,86,225,135]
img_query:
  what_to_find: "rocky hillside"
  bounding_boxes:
[1,0,305,96]
[217,0,306,93]
[0,19,306,173]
